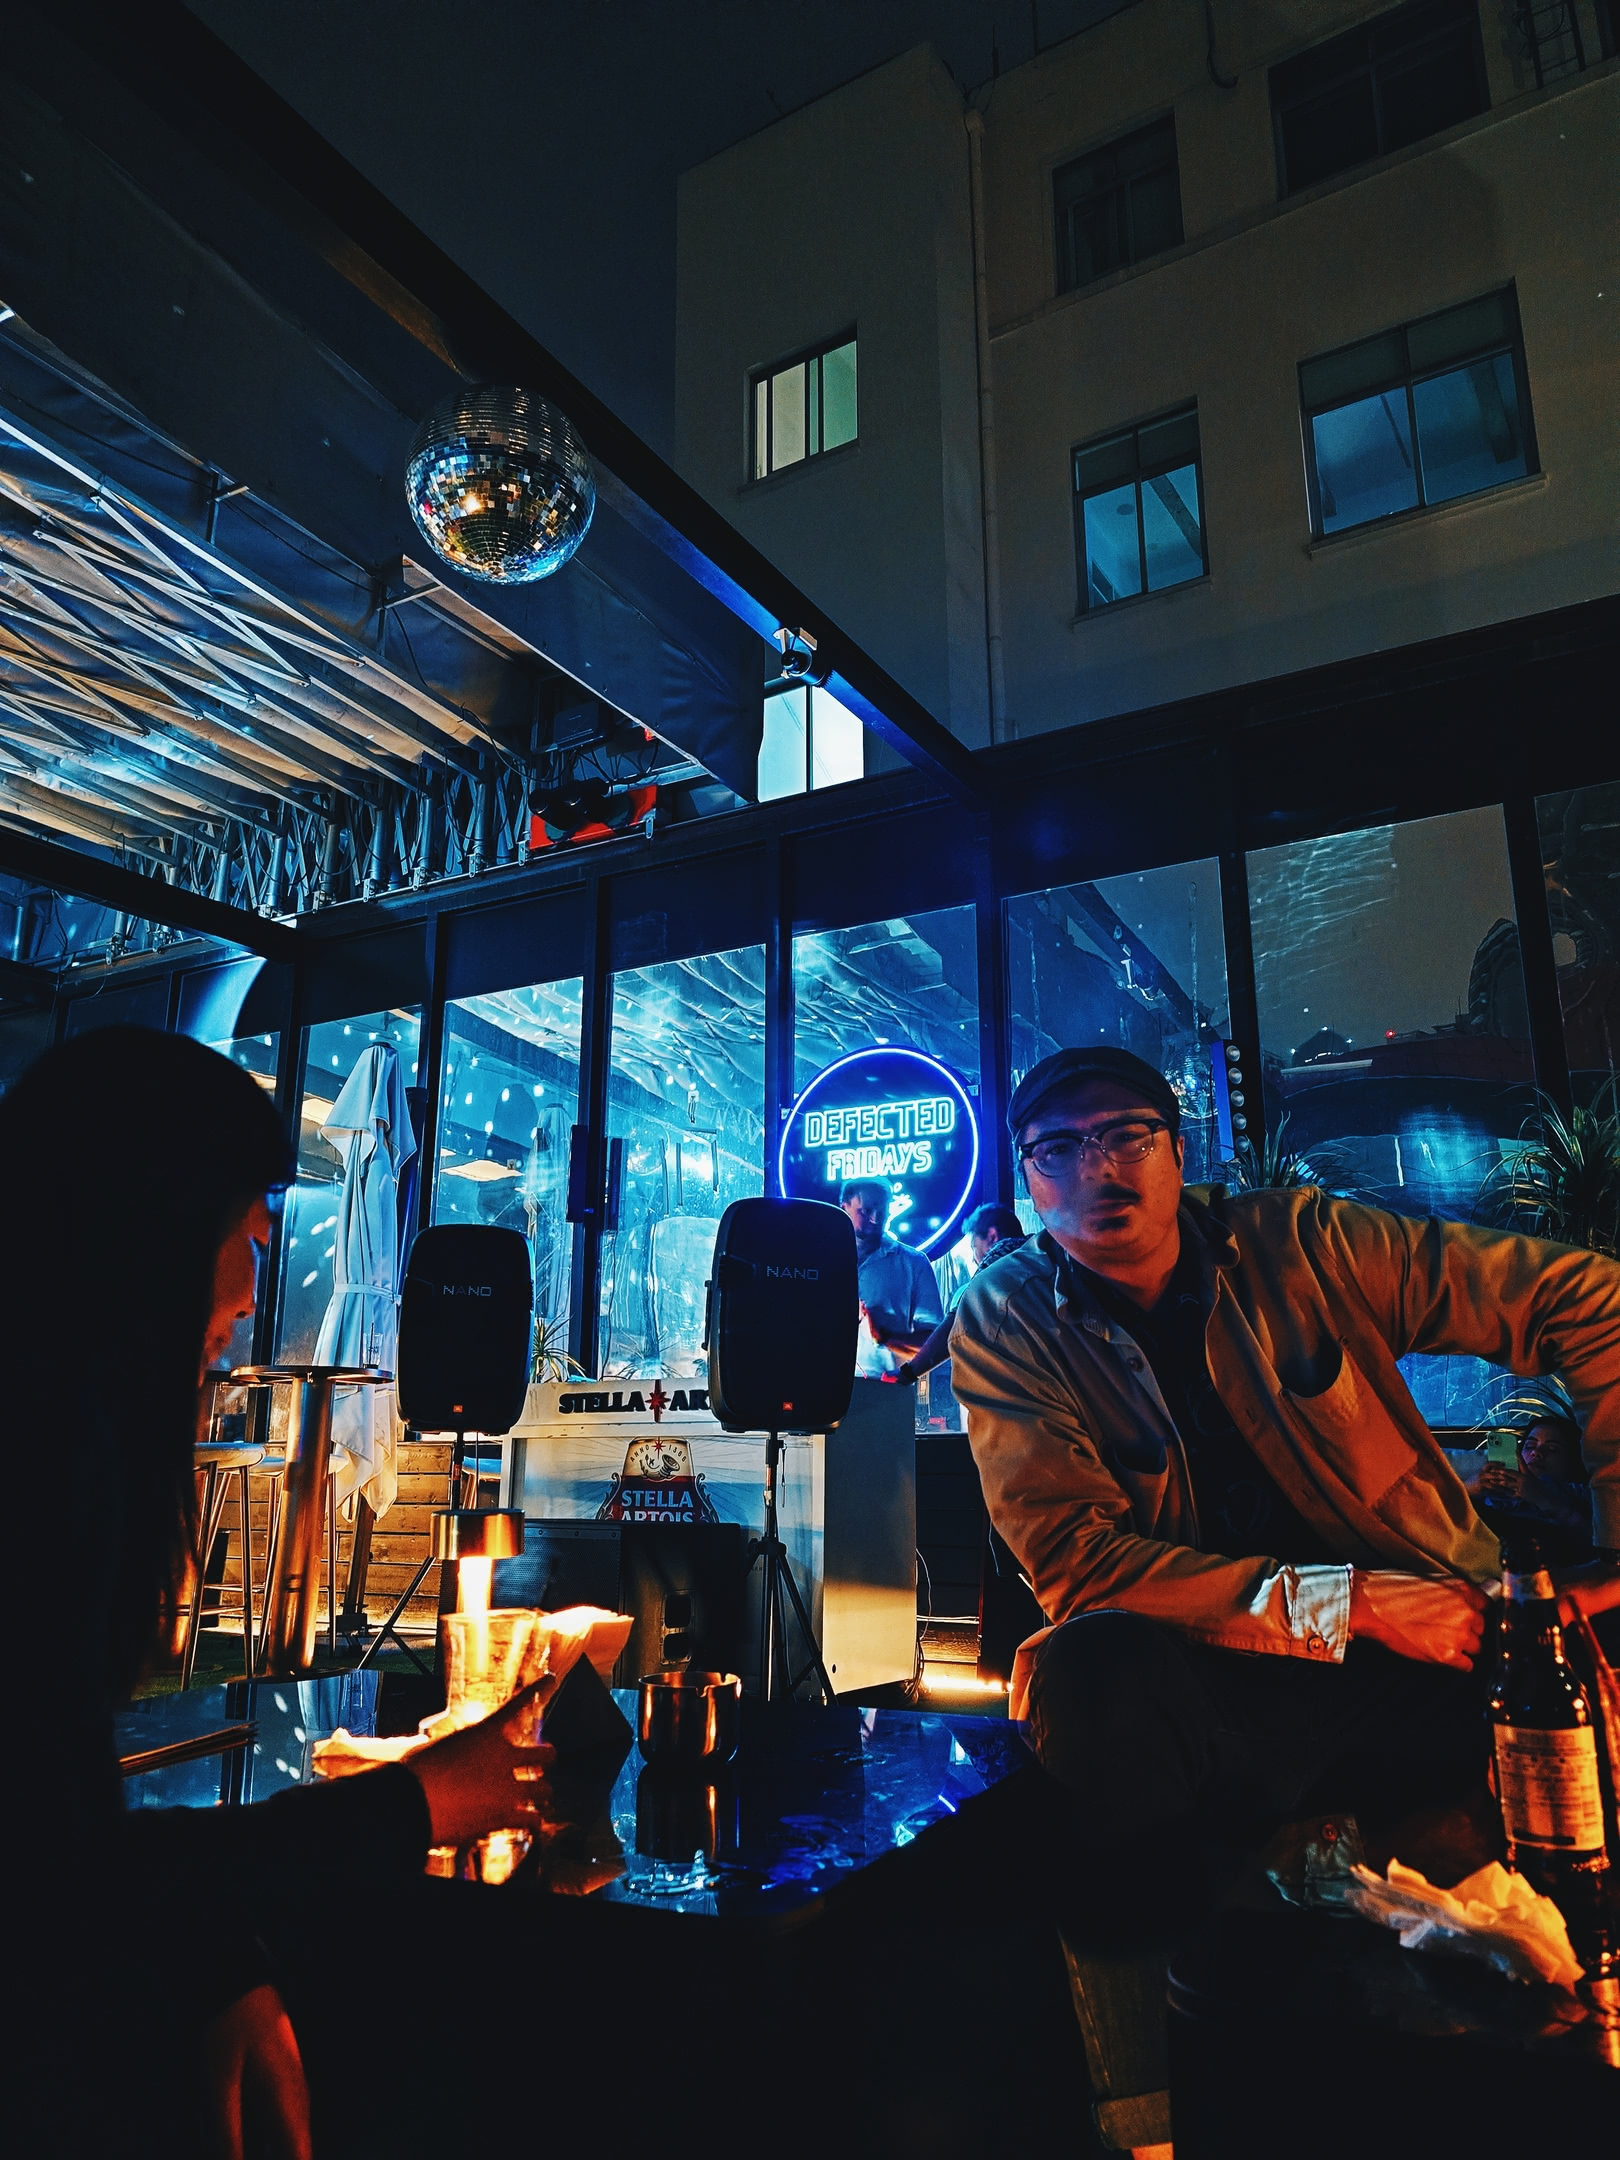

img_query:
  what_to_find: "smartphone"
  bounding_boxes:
[1484,1428,1520,1469]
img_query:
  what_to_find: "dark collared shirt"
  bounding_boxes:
[1073,1244,1338,1566]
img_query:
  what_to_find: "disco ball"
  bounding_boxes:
[405,384,595,583]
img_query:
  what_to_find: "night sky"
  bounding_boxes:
[186,0,1129,454]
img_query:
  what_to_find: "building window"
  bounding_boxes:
[1072,405,1206,613]
[1270,0,1488,197]
[751,336,857,480]
[1301,287,1535,537]
[757,684,865,800]
[1053,116,1182,296]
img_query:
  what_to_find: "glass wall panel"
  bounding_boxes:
[1007,859,1230,1195]
[208,1024,282,1372]
[793,905,980,1304]
[1535,779,1620,1088]
[1247,808,1532,1426]
[794,906,980,1099]
[276,1008,423,1364]
[598,946,765,1378]
[436,981,585,1364]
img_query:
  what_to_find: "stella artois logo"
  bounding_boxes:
[596,1431,718,1524]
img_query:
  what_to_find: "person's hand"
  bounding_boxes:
[1348,1570,1488,1670]
[199,1985,311,2160]
[1474,1464,1524,1499]
[406,1681,555,1849]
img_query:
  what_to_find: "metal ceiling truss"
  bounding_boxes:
[0,407,650,918]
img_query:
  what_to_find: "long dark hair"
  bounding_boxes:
[0,1027,294,1698]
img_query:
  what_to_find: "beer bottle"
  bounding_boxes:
[1489,1538,1611,1971]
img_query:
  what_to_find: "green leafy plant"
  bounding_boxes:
[1228,1114,1350,1194]
[531,1311,587,1384]
[1471,1372,1578,1439]
[1475,1078,1620,1259]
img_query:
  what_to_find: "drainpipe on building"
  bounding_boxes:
[965,108,1008,745]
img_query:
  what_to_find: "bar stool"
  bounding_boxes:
[178,1437,265,1690]
[230,1364,392,1676]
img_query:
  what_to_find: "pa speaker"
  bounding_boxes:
[397,1223,532,1434]
[706,1196,858,1433]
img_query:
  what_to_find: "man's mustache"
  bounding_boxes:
[1085,1184,1139,1208]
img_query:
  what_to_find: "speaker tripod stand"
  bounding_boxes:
[747,1431,834,1704]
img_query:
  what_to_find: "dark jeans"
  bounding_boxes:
[1026,1609,1491,1842]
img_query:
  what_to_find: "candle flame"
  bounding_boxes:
[459,1556,493,1618]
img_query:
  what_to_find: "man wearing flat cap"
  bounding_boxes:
[949,1045,1620,1850]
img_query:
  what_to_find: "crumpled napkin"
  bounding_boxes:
[310,1605,634,1772]
[1344,1857,1584,1990]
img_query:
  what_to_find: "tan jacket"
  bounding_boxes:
[951,1189,1620,1669]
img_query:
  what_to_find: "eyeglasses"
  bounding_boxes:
[1017,1118,1170,1177]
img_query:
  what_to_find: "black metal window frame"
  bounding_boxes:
[749,331,858,483]
[1070,402,1209,615]
[1298,284,1538,538]
[1270,0,1490,198]
[1052,114,1183,298]
[38,599,1616,1378]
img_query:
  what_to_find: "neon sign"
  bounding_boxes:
[778,1047,979,1254]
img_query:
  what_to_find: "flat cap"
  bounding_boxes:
[1007,1046,1181,1138]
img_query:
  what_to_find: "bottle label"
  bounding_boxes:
[1504,1569,1556,1603]
[1493,1726,1607,1853]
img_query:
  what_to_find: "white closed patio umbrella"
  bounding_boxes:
[314,1042,417,1515]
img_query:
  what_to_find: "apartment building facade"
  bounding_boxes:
[675,0,1619,767]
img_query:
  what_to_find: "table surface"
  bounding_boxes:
[115,1676,1031,1919]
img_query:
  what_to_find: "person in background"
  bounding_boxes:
[841,1176,943,1378]
[950,1043,1620,1873]
[897,1203,1028,1384]
[1473,1415,1592,1545]
[11,1029,549,2160]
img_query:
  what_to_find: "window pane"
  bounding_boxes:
[437,981,584,1361]
[1300,329,1406,412]
[794,908,980,1098]
[793,906,979,1252]
[1311,390,1419,532]
[1247,810,1532,1425]
[1378,36,1483,154]
[753,377,768,481]
[599,947,765,1377]
[1278,76,1379,193]
[1412,353,1526,506]
[808,352,821,453]
[808,685,864,790]
[1535,779,1620,1086]
[278,1010,421,1365]
[1406,289,1513,375]
[771,363,806,469]
[1126,162,1182,259]
[758,686,808,802]
[1064,194,1122,289]
[207,1023,283,1370]
[822,340,857,450]
[1007,859,1230,1186]
[1142,464,1204,590]
[1073,430,1138,495]
[1081,482,1143,606]
[1137,408,1199,472]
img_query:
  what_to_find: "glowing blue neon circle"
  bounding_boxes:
[777,1046,981,1255]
